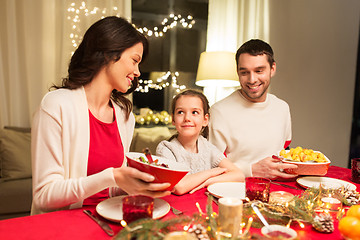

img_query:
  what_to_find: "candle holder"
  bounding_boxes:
[122,195,154,224]
[269,191,295,206]
[352,158,360,184]
[245,177,271,202]
[315,192,343,220]
[163,231,197,240]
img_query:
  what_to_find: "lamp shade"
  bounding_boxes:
[195,51,239,87]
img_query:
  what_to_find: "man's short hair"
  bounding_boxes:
[235,39,275,68]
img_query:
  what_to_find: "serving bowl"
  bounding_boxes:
[261,225,297,240]
[126,152,190,190]
[280,150,330,176]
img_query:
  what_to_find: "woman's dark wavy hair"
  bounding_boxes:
[169,89,210,141]
[52,16,148,120]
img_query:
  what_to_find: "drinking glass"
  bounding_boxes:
[245,177,271,202]
[122,195,154,223]
[218,197,243,239]
[351,158,360,184]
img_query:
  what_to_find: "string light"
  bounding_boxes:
[136,71,186,93]
[67,1,120,55]
[67,2,191,92]
[67,2,196,53]
[135,14,195,37]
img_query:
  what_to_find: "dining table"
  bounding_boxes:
[0,165,358,240]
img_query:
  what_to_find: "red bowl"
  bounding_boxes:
[126,152,189,191]
[280,150,331,176]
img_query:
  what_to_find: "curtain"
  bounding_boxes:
[0,0,131,128]
[204,0,269,105]
[207,0,269,51]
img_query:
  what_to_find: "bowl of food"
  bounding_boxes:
[261,225,297,240]
[126,152,190,191]
[277,147,330,176]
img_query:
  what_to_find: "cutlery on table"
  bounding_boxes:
[205,191,218,205]
[271,181,301,190]
[170,206,183,215]
[83,210,114,236]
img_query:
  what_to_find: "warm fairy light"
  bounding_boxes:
[136,71,186,93]
[286,220,292,228]
[120,220,127,227]
[297,220,305,228]
[183,225,189,231]
[240,222,245,229]
[195,202,204,215]
[67,2,191,91]
[67,1,118,55]
[240,217,253,236]
[134,13,195,38]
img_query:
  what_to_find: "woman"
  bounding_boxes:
[31,16,171,215]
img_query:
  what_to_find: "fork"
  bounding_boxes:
[171,206,183,215]
[205,191,219,205]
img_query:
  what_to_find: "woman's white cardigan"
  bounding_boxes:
[31,87,134,215]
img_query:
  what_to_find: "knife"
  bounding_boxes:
[83,210,114,236]
[271,181,302,190]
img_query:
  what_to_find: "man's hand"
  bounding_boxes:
[251,156,298,179]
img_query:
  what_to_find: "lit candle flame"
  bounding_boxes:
[195,202,204,215]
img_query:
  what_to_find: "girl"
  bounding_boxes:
[31,17,170,215]
[156,89,244,195]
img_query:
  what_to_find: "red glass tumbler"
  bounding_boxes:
[351,158,360,184]
[122,195,154,224]
[245,177,271,202]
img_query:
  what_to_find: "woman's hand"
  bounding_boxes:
[113,166,171,198]
[251,156,298,179]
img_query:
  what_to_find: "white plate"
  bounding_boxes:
[96,196,170,222]
[207,182,245,199]
[296,176,357,190]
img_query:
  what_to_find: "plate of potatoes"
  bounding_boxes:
[278,146,330,175]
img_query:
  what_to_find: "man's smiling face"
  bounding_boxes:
[237,53,276,103]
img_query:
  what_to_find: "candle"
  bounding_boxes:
[269,191,294,205]
[218,197,243,238]
[321,197,342,211]
[163,231,197,240]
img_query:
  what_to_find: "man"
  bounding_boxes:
[209,39,297,179]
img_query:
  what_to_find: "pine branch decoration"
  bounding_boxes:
[114,215,201,240]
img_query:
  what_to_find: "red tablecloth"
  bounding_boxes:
[0,166,358,240]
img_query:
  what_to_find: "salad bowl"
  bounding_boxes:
[126,152,189,190]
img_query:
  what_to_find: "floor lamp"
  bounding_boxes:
[195,51,239,106]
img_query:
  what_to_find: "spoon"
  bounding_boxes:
[251,203,269,227]
[251,203,297,239]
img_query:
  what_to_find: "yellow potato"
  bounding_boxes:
[280,149,286,156]
[279,146,327,163]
